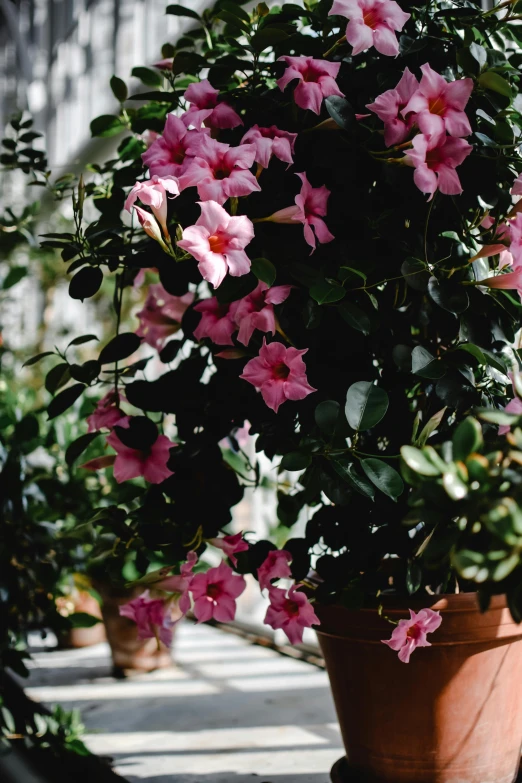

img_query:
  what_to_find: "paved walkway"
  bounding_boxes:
[25,622,343,783]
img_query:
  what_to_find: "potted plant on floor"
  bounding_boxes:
[13,0,522,778]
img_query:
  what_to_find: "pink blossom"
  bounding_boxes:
[142,114,208,179]
[264,585,320,645]
[366,67,419,147]
[136,283,194,350]
[330,0,410,57]
[506,214,522,270]
[268,172,334,253]
[219,422,251,450]
[402,64,473,144]
[512,173,522,197]
[155,551,198,614]
[193,297,238,345]
[499,396,522,435]
[182,79,243,130]
[141,130,160,148]
[87,390,126,432]
[240,338,316,413]
[177,201,254,288]
[481,268,522,295]
[381,608,442,663]
[258,550,292,590]
[133,205,165,245]
[153,58,174,70]
[234,281,293,346]
[190,561,246,622]
[106,418,175,484]
[181,136,261,205]
[277,56,343,115]
[125,176,179,239]
[404,134,472,199]
[208,533,249,567]
[241,125,298,169]
[119,590,174,647]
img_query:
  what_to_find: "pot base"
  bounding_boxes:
[330,757,522,783]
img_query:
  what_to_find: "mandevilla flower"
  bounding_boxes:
[132,205,166,245]
[234,281,294,346]
[107,417,175,484]
[277,56,343,115]
[366,68,419,147]
[240,338,316,413]
[155,551,198,614]
[381,608,442,663]
[264,585,320,645]
[124,175,180,240]
[208,533,249,567]
[329,0,410,57]
[142,114,208,179]
[404,134,472,198]
[512,173,522,196]
[177,201,255,288]
[499,396,522,436]
[401,64,473,145]
[193,297,238,345]
[190,561,246,622]
[258,550,293,590]
[241,125,298,170]
[481,268,522,297]
[181,136,261,205]
[87,390,126,432]
[266,172,334,253]
[119,590,175,647]
[182,79,243,130]
[136,283,194,351]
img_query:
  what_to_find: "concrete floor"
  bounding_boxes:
[24,622,344,783]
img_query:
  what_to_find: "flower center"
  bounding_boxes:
[214,164,231,180]
[363,9,379,28]
[170,144,186,165]
[425,148,443,170]
[428,95,446,116]
[284,599,300,617]
[208,234,227,253]
[207,583,221,600]
[273,362,290,380]
[406,624,421,640]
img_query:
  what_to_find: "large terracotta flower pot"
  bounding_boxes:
[58,589,106,649]
[316,593,522,783]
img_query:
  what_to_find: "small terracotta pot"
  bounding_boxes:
[58,590,106,649]
[95,582,178,672]
[316,593,522,783]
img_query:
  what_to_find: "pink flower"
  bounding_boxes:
[106,418,175,484]
[136,283,194,350]
[181,136,261,205]
[141,130,160,148]
[87,390,126,432]
[155,551,198,614]
[142,114,208,179]
[193,297,238,345]
[264,585,320,645]
[512,173,522,197]
[208,533,249,567]
[402,64,473,145]
[499,396,522,436]
[153,58,174,70]
[258,550,292,590]
[404,134,472,199]
[119,590,174,647]
[507,214,522,270]
[366,68,419,147]
[277,56,343,115]
[268,172,334,253]
[241,125,297,170]
[177,201,254,288]
[182,79,243,130]
[133,205,165,245]
[381,608,442,663]
[234,281,293,346]
[190,561,246,622]
[330,0,410,57]
[481,269,522,295]
[125,175,179,239]
[240,338,316,413]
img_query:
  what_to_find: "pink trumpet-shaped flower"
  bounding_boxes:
[402,64,473,145]
[155,551,198,614]
[498,396,522,435]
[141,130,160,148]
[87,390,127,432]
[330,0,410,57]
[481,268,522,295]
[241,125,298,169]
[258,550,292,590]
[136,283,194,350]
[208,533,249,567]
[133,205,165,245]
[264,585,320,645]
[106,418,175,484]
[119,590,174,647]
[234,281,293,346]
[142,114,208,179]
[193,297,238,345]
[381,608,442,663]
[182,79,243,130]
[240,338,316,413]
[268,172,334,253]
[190,561,246,623]
[153,58,174,70]
[404,134,472,199]
[125,176,180,239]
[506,214,522,270]
[181,136,261,205]
[177,201,254,288]
[366,68,419,147]
[277,56,343,115]
[512,173,522,196]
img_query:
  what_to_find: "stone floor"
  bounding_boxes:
[24,622,344,783]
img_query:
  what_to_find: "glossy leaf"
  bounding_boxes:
[345,382,389,431]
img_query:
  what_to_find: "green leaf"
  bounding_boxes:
[281,451,312,471]
[442,470,468,500]
[470,42,487,68]
[330,458,375,500]
[315,400,340,439]
[90,114,126,138]
[361,458,404,500]
[110,75,128,102]
[428,276,469,314]
[406,561,422,595]
[309,279,345,305]
[131,67,163,87]
[98,332,142,364]
[66,432,101,467]
[251,26,288,51]
[216,9,250,32]
[220,0,250,23]
[452,416,483,461]
[67,334,100,348]
[478,408,522,426]
[45,363,71,394]
[401,257,429,291]
[479,71,512,100]
[166,3,201,19]
[22,351,55,368]
[345,381,389,431]
[338,301,371,334]
[3,266,27,289]
[69,267,103,301]
[401,445,441,476]
[415,407,446,447]
[68,612,101,628]
[411,346,446,379]
[324,96,355,132]
[47,383,85,420]
[251,257,276,287]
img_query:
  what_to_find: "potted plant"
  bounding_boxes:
[12,0,522,778]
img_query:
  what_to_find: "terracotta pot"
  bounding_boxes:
[58,590,106,649]
[95,582,179,673]
[316,593,522,783]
